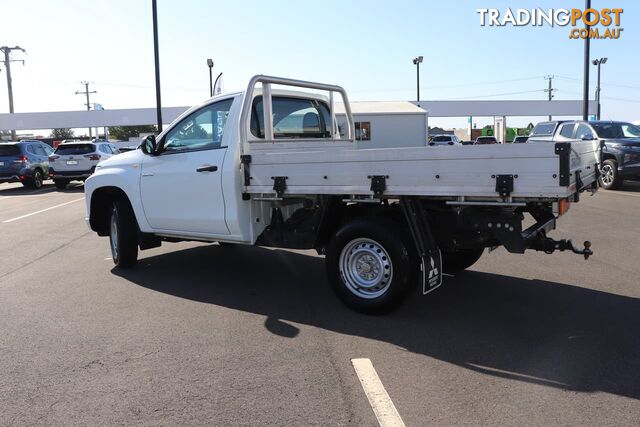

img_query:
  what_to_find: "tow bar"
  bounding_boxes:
[535,238,593,260]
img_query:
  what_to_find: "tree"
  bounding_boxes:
[108,125,158,141]
[50,128,75,139]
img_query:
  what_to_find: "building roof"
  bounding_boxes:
[335,101,427,116]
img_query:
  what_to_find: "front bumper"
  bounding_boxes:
[619,151,640,178]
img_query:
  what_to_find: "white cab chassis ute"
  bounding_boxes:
[85,76,599,313]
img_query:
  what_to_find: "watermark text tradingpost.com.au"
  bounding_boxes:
[477,8,624,39]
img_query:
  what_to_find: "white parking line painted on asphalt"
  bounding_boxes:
[351,358,405,427]
[2,198,84,223]
[0,188,57,200]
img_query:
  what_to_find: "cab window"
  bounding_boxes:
[559,123,575,138]
[576,124,594,140]
[163,98,233,153]
[251,96,331,139]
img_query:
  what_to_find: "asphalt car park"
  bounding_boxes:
[1,181,640,425]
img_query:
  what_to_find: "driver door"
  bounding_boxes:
[140,98,234,236]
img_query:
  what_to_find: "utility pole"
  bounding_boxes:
[75,81,96,138]
[544,75,556,121]
[1,46,26,141]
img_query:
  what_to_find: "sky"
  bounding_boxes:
[0,0,639,135]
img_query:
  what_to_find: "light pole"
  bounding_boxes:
[152,0,163,132]
[207,58,214,97]
[582,0,591,120]
[412,56,423,102]
[592,57,607,120]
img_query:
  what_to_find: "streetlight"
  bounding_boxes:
[207,58,214,97]
[592,57,607,120]
[412,56,423,102]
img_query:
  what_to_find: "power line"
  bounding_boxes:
[75,81,97,138]
[446,89,545,100]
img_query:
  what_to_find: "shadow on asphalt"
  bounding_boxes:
[113,244,640,400]
[0,182,84,196]
[619,181,640,193]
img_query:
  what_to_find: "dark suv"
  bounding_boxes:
[0,140,54,189]
[589,121,640,189]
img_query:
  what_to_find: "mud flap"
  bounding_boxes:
[400,196,443,295]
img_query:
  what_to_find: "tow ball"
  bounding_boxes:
[538,238,593,260]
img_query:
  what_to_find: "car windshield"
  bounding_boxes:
[432,136,452,141]
[592,122,640,139]
[55,144,95,155]
[0,145,20,156]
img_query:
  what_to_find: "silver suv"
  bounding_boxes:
[49,142,119,189]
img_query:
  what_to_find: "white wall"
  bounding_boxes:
[337,113,428,149]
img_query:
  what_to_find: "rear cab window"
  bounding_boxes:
[531,122,558,136]
[0,145,20,156]
[432,136,452,142]
[55,144,96,155]
[251,96,332,139]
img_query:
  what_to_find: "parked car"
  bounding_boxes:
[474,136,498,145]
[529,120,640,190]
[590,121,640,189]
[49,141,119,189]
[513,135,529,143]
[0,140,54,189]
[429,134,461,146]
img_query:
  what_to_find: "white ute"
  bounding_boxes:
[85,75,600,313]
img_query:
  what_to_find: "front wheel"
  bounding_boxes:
[109,199,139,268]
[326,219,417,314]
[599,159,623,190]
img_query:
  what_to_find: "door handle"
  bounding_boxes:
[196,165,218,172]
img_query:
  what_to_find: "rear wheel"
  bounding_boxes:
[31,169,44,189]
[441,248,484,273]
[54,179,68,190]
[599,159,623,190]
[326,219,417,314]
[109,198,138,268]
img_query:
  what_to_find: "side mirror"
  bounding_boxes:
[140,135,157,155]
[581,135,595,141]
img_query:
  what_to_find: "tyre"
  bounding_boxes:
[54,179,68,190]
[218,242,236,247]
[599,159,623,190]
[109,198,139,268]
[24,169,44,189]
[326,218,417,314]
[441,248,484,273]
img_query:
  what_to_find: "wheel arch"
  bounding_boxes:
[89,186,136,236]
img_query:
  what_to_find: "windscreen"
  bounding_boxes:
[0,145,20,156]
[54,144,95,155]
[592,122,640,139]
